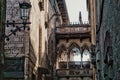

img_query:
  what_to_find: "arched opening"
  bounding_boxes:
[82,49,91,69]
[68,42,82,69]
[70,47,81,61]
[68,42,81,63]
[82,49,91,61]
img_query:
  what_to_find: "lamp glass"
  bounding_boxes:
[19,1,31,21]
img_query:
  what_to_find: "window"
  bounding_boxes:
[82,49,91,61]
[39,0,44,11]
[70,47,81,61]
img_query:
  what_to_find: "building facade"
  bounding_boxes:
[4,0,37,79]
[37,0,64,80]
[3,0,120,80]
[55,24,94,80]
[1,0,69,80]
[54,0,96,80]
[2,0,65,80]
[95,0,120,80]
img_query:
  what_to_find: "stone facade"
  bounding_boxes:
[4,0,120,80]
[54,0,97,79]
[3,0,64,80]
[2,0,58,80]
[95,0,120,80]
[3,0,37,80]
[55,24,95,80]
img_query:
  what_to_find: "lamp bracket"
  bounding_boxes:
[2,20,31,41]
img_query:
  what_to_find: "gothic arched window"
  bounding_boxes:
[82,49,91,61]
[70,47,81,61]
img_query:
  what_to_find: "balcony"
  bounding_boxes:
[56,61,93,78]
[56,69,93,77]
[59,61,91,69]
[55,24,91,39]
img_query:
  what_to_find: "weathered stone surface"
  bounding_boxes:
[96,0,120,80]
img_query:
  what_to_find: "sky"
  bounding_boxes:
[65,0,88,23]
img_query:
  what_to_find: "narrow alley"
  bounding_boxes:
[0,0,120,80]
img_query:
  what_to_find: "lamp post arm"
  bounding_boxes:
[0,26,30,41]
[2,20,31,41]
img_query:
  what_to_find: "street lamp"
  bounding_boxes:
[19,1,31,21]
[3,1,31,41]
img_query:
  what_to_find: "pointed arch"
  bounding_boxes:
[68,42,81,61]
[68,42,80,53]
[82,49,91,61]
[81,44,91,61]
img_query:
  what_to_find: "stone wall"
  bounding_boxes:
[4,0,37,79]
[0,0,6,79]
[96,0,120,80]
